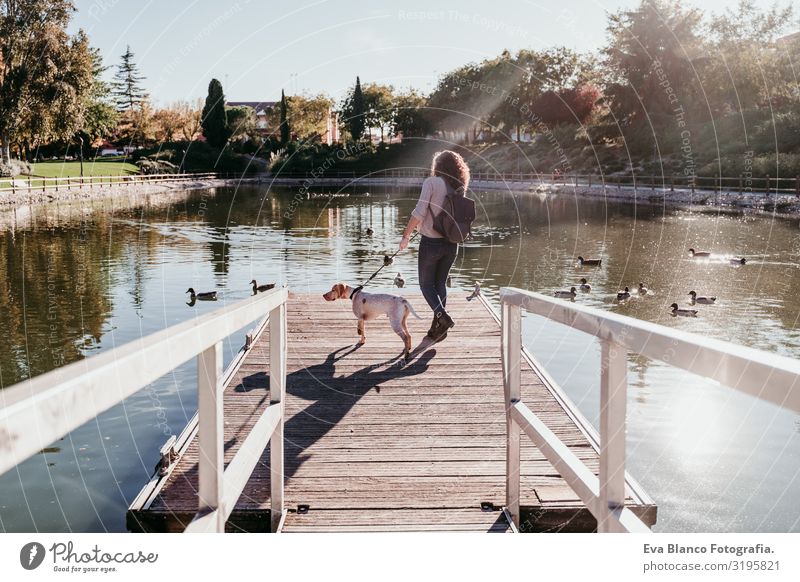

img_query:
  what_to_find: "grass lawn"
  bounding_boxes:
[1,158,140,189]
[28,158,139,178]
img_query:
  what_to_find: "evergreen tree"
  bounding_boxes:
[348,76,366,141]
[279,89,290,144]
[111,45,148,111]
[201,78,230,148]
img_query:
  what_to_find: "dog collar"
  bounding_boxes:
[349,285,364,299]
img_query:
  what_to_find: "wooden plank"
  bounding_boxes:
[129,292,657,533]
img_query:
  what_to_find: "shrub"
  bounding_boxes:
[0,159,32,177]
[136,159,177,174]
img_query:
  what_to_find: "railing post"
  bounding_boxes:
[501,299,521,529]
[197,341,224,532]
[269,300,287,532]
[598,338,627,533]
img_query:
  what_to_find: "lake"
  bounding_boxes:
[0,184,798,532]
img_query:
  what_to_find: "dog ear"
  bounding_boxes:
[334,283,346,299]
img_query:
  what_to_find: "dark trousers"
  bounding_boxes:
[418,235,457,312]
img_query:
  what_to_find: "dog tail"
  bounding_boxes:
[403,300,424,320]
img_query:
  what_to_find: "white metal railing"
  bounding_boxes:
[0,287,288,533]
[500,287,800,533]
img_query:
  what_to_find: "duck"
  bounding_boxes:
[554,287,577,299]
[688,248,711,258]
[394,273,405,288]
[466,281,481,301]
[670,303,698,317]
[187,288,217,301]
[579,278,591,292]
[250,280,275,293]
[730,257,747,265]
[688,290,716,304]
[638,282,650,295]
[383,254,394,267]
[617,286,631,300]
[577,256,602,266]
[365,227,374,236]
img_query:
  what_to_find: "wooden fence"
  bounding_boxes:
[0,172,218,195]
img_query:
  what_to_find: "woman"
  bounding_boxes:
[399,150,470,342]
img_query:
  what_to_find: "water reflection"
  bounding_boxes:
[0,185,798,532]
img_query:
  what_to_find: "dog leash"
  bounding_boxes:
[350,231,420,299]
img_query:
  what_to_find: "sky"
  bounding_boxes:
[71,0,790,106]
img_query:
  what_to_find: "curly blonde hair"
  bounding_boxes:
[431,150,470,193]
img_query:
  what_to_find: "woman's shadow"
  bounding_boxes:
[235,338,437,482]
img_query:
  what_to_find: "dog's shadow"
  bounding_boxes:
[232,338,437,484]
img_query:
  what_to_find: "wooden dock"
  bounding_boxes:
[127,292,656,533]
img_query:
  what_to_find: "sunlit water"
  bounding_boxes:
[0,185,798,532]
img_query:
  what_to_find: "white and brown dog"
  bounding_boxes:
[323,283,423,357]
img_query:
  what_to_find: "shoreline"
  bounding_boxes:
[267,175,800,216]
[3,174,800,218]
[0,176,252,207]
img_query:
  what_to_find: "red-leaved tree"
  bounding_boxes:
[531,84,600,126]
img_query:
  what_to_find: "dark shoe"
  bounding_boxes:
[429,311,454,342]
[426,314,439,339]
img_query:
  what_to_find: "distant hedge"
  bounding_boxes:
[133,141,259,175]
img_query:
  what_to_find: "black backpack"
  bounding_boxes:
[432,179,476,244]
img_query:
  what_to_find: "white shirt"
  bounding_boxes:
[411,176,448,239]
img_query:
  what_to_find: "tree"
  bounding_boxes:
[201,78,230,148]
[111,45,148,112]
[179,99,204,141]
[79,47,118,147]
[279,89,290,144]
[0,0,94,162]
[705,0,796,113]
[361,82,394,142]
[340,76,366,141]
[392,89,431,138]
[226,105,257,142]
[267,93,334,141]
[427,64,484,143]
[531,84,601,126]
[602,0,703,125]
[152,106,185,142]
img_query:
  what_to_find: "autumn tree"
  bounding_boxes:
[179,99,204,141]
[152,106,185,142]
[0,0,94,163]
[531,84,601,126]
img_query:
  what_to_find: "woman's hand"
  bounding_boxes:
[399,235,409,251]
